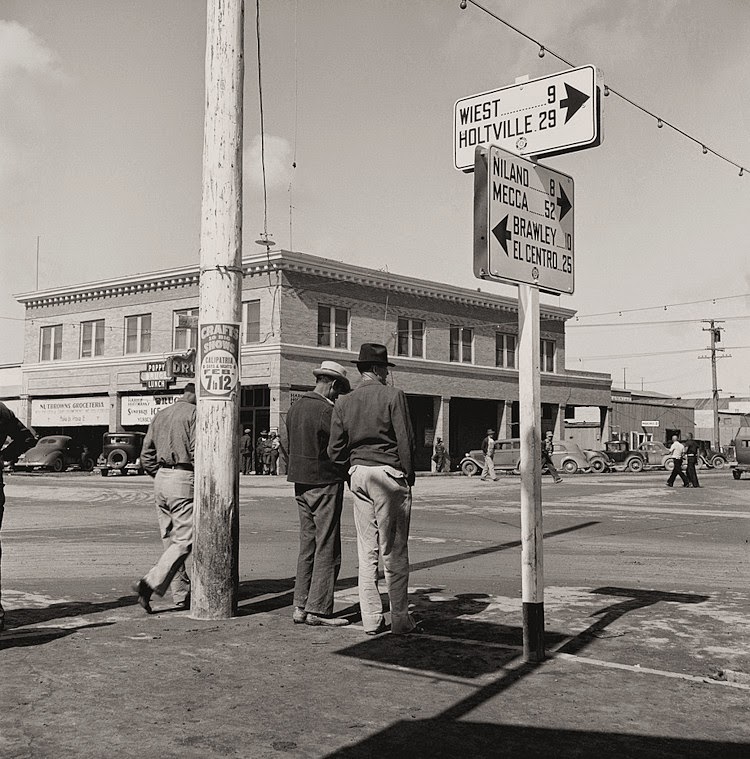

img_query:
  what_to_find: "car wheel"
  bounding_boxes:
[590,458,606,473]
[81,457,95,472]
[107,449,129,470]
[664,458,674,472]
[711,456,726,470]
[563,460,578,474]
[732,469,741,480]
[461,460,478,477]
[627,458,644,473]
[51,456,64,473]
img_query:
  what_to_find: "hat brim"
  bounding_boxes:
[352,359,396,367]
[312,368,351,391]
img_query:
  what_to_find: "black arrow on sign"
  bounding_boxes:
[557,185,572,220]
[492,215,512,256]
[559,83,589,124]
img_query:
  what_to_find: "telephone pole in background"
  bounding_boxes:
[192,0,244,619]
[699,320,730,450]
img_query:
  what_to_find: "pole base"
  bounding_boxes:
[522,601,545,662]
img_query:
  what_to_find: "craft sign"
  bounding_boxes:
[199,322,240,399]
[473,144,574,294]
[454,65,601,171]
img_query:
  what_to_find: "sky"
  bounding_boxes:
[1,0,748,397]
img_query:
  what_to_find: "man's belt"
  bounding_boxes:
[159,462,194,471]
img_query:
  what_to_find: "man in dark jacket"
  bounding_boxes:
[0,402,36,631]
[287,361,351,627]
[328,343,419,636]
[240,428,253,475]
[133,383,196,613]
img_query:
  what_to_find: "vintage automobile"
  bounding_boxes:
[637,441,674,470]
[695,440,728,470]
[12,435,95,473]
[460,438,590,476]
[603,441,646,472]
[730,429,750,480]
[97,431,146,476]
[582,448,613,473]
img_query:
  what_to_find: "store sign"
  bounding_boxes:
[31,397,109,426]
[140,361,175,390]
[121,394,180,426]
[199,323,240,399]
[641,420,660,428]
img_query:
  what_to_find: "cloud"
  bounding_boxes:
[0,20,64,84]
[244,134,293,190]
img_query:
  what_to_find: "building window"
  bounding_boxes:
[449,326,473,363]
[317,305,349,349]
[125,314,152,354]
[495,333,516,368]
[40,324,62,362]
[173,309,198,351]
[80,319,105,358]
[541,339,556,372]
[397,317,424,358]
[242,300,261,344]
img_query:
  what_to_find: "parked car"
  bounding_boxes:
[730,429,750,480]
[694,440,728,470]
[637,441,674,470]
[12,435,95,473]
[97,432,146,476]
[583,449,613,473]
[460,438,590,476]
[603,441,646,472]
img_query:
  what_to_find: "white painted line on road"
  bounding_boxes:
[550,502,750,519]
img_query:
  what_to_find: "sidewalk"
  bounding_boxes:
[2,578,749,759]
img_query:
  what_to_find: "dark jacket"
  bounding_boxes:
[0,402,36,464]
[240,434,253,455]
[481,436,495,456]
[328,379,416,486]
[140,399,196,476]
[286,392,347,485]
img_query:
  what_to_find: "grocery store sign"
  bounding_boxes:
[31,396,109,426]
[121,394,180,426]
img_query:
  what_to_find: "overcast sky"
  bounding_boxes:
[1,0,748,396]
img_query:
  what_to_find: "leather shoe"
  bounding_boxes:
[305,614,350,627]
[132,579,153,614]
[393,623,426,636]
[365,619,389,636]
[175,593,190,610]
[292,607,307,624]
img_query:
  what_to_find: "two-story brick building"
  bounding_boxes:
[14,250,612,470]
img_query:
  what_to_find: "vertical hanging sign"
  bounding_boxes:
[199,322,241,399]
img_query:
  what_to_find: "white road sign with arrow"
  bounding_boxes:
[454,65,601,170]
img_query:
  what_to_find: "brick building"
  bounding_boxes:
[13,250,611,470]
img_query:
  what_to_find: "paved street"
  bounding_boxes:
[1,470,749,758]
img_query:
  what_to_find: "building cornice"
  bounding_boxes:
[15,250,575,322]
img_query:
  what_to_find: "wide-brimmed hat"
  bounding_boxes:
[486,429,496,436]
[352,342,395,367]
[312,360,351,392]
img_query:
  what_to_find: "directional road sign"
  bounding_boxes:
[454,65,601,171]
[473,144,574,294]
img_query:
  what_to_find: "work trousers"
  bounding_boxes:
[144,468,193,603]
[480,454,497,481]
[542,454,562,482]
[349,465,416,634]
[685,455,700,487]
[293,482,344,616]
[667,458,689,487]
[241,453,253,475]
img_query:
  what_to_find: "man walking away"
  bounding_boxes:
[666,434,689,487]
[480,429,497,481]
[328,343,420,636]
[542,431,563,483]
[683,433,701,488]
[0,403,36,631]
[287,361,351,627]
[133,383,196,613]
[240,428,253,475]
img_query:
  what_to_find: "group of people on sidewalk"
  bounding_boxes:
[240,428,280,476]
[131,343,420,636]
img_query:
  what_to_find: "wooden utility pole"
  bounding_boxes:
[192,0,244,619]
[700,319,726,451]
[518,283,545,662]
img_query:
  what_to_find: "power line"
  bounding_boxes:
[459,0,748,177]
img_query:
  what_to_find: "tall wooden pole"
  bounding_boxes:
[192,0,244,619]
[518,283,545,661]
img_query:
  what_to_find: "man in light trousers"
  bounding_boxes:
[328,343,420,636]
[133,383,196,613]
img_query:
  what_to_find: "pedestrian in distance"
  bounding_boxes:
[133,382,196,614]
[666,434,689,487]
[262,432,274,475]
[542,431,563,483]
[268,431,280,475]
[286,360,352,627]
[683,433,701,488]
[328,343,421,636]
[432,437,448,472]
[240,428,253,475]
[480,428,497,481]
[255,430,267,475]
[0,402,36,632]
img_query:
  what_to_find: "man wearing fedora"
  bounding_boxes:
[286,360,352,627]
[328,343,419,635]
[480,428,498,482]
